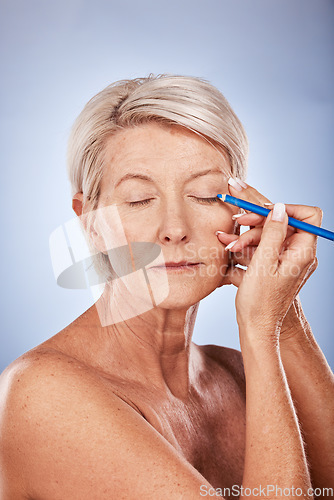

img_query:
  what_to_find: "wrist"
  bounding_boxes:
[279,296,313,347]
[239,324,281,359]
[238,317,281,346]
[239,332,285,380]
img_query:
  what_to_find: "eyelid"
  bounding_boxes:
[128,198,155,207]
[191,196,219,204]
[127,195,221,208]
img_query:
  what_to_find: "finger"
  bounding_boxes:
[280,204,323,258]
[250,203,288,270]
[227,178,273,206]
[217,227,263,253]
[232,208,298,245]
[227,179,321,276]
[218,217,294,260]
[215,231,239,247]
[229,184,323,253]
[229,229,263,253]
[284,203,323,226]
[217,227,261,266]
[232,213,266,226]
[222,224,295,264]
[216,227,262,252]
[265,203,323,228]
[230,247,257,267]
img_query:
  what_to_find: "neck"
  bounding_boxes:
[87,282,202,399]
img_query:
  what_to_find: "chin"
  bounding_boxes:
[154,293,201,311]
[148,272,220,310]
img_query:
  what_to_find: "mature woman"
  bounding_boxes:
[0,75,333,499]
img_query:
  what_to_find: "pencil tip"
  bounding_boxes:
[217,194,225,201]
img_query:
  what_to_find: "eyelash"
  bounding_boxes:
[128,199,154,207]
[196,197,219,204]
[128,197,219,207]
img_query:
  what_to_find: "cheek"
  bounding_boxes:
[118,211,153,240]
[202,209,235,234]
[195,213,234,264]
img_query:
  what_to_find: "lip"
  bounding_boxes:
[148,261,203,271]
[164,261,200,267]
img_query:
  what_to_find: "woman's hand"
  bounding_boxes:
[217,179,322,344]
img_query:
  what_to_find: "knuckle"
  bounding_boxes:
[263,223,285,240]
[313,206,323,222]
[303,254,318,272]
[304,257,318,279]
[300,246,316,264]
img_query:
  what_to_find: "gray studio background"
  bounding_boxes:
[1,0,333,372]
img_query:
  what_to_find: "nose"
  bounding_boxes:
[158,204,191,245]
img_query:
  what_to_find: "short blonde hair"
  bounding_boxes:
[67,74,249,281]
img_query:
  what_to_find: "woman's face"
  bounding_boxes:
[97,122,238,309]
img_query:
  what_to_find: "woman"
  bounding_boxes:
[0,75,333,499]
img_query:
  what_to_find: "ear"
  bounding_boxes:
[72,192,91,236]
[72,192,107,255]
[72,192,84,216]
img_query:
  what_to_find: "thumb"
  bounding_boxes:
[252,202,288,268]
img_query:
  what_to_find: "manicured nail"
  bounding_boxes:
[215,230,226,235]
[228,178,243,192]
[271,202,286,222]
[264,202,274,206]
[225,240,238,251]
[232,213,244,220]
[235,177,247,189]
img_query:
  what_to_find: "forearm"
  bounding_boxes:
[240,330,313,498]
[280,310,334,490]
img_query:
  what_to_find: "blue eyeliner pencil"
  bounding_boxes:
[217,194,334,242]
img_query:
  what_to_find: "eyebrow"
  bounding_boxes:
[115,168,225,188]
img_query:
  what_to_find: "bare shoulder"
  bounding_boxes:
[198,343,245,392]
[0,348,100,498]
[0,349,214,500]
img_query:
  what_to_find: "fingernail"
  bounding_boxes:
[215,230,226,235]
[225,240,238,251]
[264,202,274,206]
[232,213,244,220]
[235,177,247,189]
[271,202,286,222]
[228,178,243,192]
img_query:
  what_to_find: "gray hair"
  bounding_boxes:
[67,74,249,282]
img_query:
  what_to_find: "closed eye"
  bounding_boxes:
[193,197,219,204]
[128,198,154,207]
[128,196,220,207]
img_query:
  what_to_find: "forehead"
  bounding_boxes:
[102,123,230,184]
